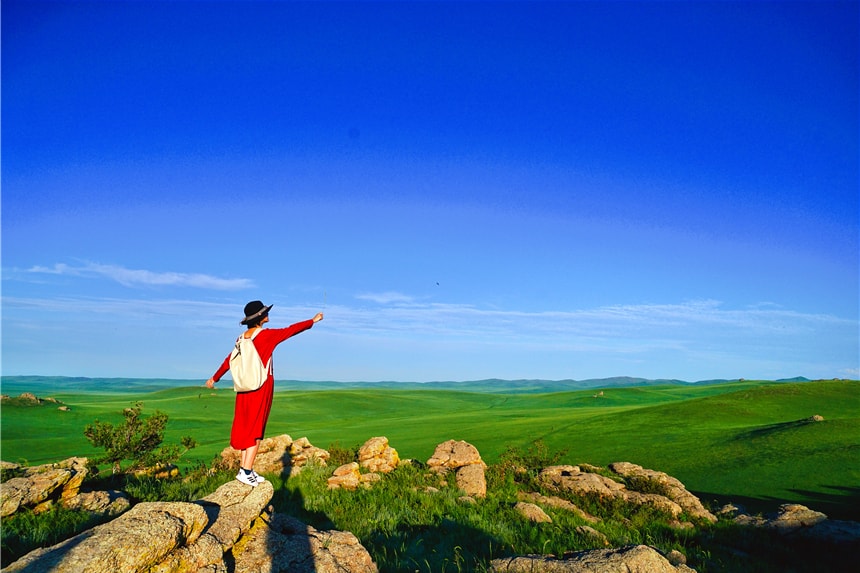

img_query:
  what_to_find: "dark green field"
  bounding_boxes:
[2,378,858,520]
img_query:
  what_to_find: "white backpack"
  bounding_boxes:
[229,329,271,392]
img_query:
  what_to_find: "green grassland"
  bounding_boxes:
[2,379,858,519]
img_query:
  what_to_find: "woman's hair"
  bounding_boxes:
[246,319,263,329]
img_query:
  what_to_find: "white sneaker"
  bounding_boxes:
[235,471,259,487]
[252,471,267,483]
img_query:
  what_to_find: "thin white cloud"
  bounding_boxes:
[355,291,417,304]
[327,297,854,344]
[27,262,253,290]
[8,294,848,342]
[2,295,855,379]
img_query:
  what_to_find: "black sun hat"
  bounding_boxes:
[241,300,273,325]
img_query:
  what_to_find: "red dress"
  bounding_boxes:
[211,320,314,450]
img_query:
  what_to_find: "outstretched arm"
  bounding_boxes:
[206,354,231,388]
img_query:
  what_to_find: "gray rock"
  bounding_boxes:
[4,501,209,573]
[515,502,553,523]
[489,544,696,572]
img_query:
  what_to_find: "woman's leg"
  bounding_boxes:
[241,439,261,470]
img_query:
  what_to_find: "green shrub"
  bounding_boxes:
[326,441,361,466]
[83,402,197,474]
[493,438,568,489]
[624,475,672,497]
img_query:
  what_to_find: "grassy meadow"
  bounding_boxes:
[2,378,859,520]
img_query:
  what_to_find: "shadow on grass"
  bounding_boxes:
[731,418,821,440]
[695,485,860,522]
[785,485,860,521]
[696,521,860,573]
[362,518,502,573]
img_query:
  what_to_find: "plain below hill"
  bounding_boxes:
[0,375,815,395]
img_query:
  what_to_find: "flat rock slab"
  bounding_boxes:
[3,501,209,573]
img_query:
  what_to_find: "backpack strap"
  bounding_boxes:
[240,327,264,342]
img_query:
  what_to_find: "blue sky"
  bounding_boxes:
[2,0,858,382]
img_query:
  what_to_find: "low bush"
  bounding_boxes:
[326,440,361,466]
[83,402,197,475]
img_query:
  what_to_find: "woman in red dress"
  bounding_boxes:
[206,300,323,486]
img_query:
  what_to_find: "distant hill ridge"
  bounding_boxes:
[1,375,814,394]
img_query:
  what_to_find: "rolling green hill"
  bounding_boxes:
[2,379,857,519]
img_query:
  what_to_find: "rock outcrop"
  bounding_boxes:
[358,436,400,474]
[538,462,721,524]
[608,462,717,523]
[538,465,685,520]
[219,434,329,477]
[489,544,696,572]
[3,479,378,572]
[0,457,111,517]
[326,462,381,491]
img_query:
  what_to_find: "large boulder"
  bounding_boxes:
[233,512,378,572]
[489,544,696,572]
[219,434,329,477]
[608,462,716,523]
[427,440,484,471]
[427,440,487,498]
